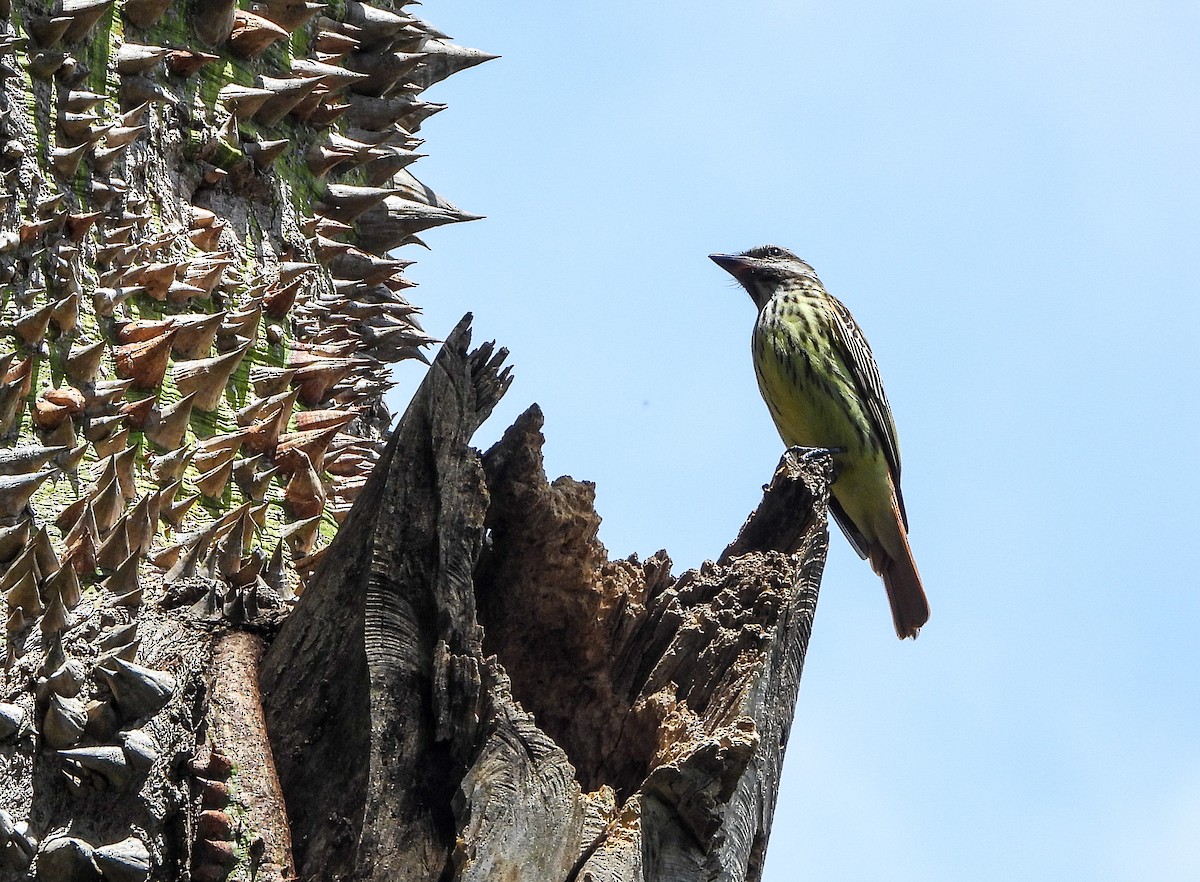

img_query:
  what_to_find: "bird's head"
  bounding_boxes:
[709,245,820,309]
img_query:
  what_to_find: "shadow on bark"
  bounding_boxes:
[260,314,831,882]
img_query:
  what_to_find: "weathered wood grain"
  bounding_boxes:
[261,313,830,881]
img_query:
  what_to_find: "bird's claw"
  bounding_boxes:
[784,446,845,480]
[787,445,845,463]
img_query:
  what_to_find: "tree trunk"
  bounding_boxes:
[0,0,833,878]
[0,0,489,876]
[262,316,831,881]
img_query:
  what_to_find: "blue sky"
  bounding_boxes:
[387,3,1200,878]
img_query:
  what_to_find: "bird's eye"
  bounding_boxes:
[764,246,785,258]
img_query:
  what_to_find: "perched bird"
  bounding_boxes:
[710,245,929,639]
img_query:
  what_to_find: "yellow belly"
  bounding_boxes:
[752,317,901,554]
[752,319,868,453]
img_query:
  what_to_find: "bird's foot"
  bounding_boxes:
[786,445,845,462]
[784,446,845,480]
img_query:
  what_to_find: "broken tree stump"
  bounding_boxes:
[260,314,832,881]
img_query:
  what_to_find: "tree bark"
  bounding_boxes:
[262,315,832,881]
[0,0,834,875]
[0,0,491,873]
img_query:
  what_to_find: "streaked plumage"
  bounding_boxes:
[711,245,929,639]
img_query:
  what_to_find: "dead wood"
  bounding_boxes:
[260,314,831,882]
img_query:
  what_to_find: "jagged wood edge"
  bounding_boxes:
[259,313,512,880]
[261,315,832,882]
[713,452,831,880]
[560,452,830,882]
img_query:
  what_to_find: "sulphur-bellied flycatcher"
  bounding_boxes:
[710,245,930,639]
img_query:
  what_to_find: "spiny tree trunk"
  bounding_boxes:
[262,316,831,882]
[0,1,833,879]
[0,0,489,877]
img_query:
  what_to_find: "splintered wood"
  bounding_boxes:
[262,315,830,882]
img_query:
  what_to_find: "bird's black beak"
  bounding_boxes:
[709,253,751,278]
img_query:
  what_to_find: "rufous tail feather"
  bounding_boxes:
[869,530,930,640]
